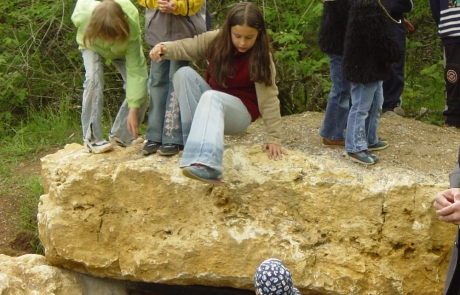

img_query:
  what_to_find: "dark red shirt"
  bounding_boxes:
[205,49,260,121]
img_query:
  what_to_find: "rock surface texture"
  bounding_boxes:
[0,254,128,295]
[38,113,460,295]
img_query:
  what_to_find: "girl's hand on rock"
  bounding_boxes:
[262,143,288,161]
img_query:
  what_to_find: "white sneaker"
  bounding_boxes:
[109,133,144,147]
[84,139,113,154]
[131,137,145,145]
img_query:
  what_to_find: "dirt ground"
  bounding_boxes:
[1,112,459,257]
[0,148,59,256]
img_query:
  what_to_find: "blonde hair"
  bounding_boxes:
[83,0,130,48]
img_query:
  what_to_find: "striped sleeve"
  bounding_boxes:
[438,7,460,38]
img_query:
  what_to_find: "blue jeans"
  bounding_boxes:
[145,59,189,145]
[81,49,147,143]
[173,67,252,174]
[345,81,383,153]
[319,54,351,140]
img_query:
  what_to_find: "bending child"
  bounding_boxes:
[71,0,148,153]
[149,2,287,184]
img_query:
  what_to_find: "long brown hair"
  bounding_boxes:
[206,2,273,87]
[83,0,130,48]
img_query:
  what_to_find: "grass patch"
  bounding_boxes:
[15,176,45,255]
[15,176,43,233]
[0,165,12,196]
[0,97,82,254]
[1,100,81,160]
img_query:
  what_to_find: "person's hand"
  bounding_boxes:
[404,19,415,33]
[149,44,167,62]
[262,143,288,160]
[434,188,460,225]
[127,108,139,139]
[158,0,176,13]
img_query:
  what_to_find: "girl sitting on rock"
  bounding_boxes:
[149,2,287,184]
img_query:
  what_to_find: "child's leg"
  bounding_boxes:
[81,49,105,142]
[161,60,190,145]
[366,81,383,146]
[110,58,147,143]
[320,53,351,140]
[172,67,212,144]
[179,90,252,175]
[382,20,406,113]
[443,43,460,127]
[345,81,379,153]
[145,60,171,143]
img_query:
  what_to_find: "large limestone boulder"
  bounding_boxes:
[0,254,127,295]
[38,113,460,294]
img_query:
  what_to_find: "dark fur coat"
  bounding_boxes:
[342,0,403,84]
[318,0,351,55]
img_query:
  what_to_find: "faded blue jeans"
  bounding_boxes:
[345,81,383,153]
[320,54,351,140]
[81,49,147,143]
[173,67,252,174]
[145,59,189,145]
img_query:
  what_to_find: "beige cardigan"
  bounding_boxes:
[159,30,282,145]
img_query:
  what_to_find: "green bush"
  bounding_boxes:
[1,1,77,123]
[0,0,450,124]
[403,2,445,124]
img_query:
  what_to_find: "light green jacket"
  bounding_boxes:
[71,0,147,108]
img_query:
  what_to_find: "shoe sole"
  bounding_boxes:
[142,149,157,156]
[368,143,389,151]
[181,168,222,185]
[347,155,376,165]
[157,150,180,156]
[322,143,344,149]
[85,144,113,154]
[131,137,144,145]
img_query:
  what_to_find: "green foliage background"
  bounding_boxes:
[0,0,446,134]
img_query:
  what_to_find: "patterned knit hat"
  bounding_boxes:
[254,258,301,295]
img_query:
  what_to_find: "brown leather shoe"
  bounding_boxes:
[322,138,345,148]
